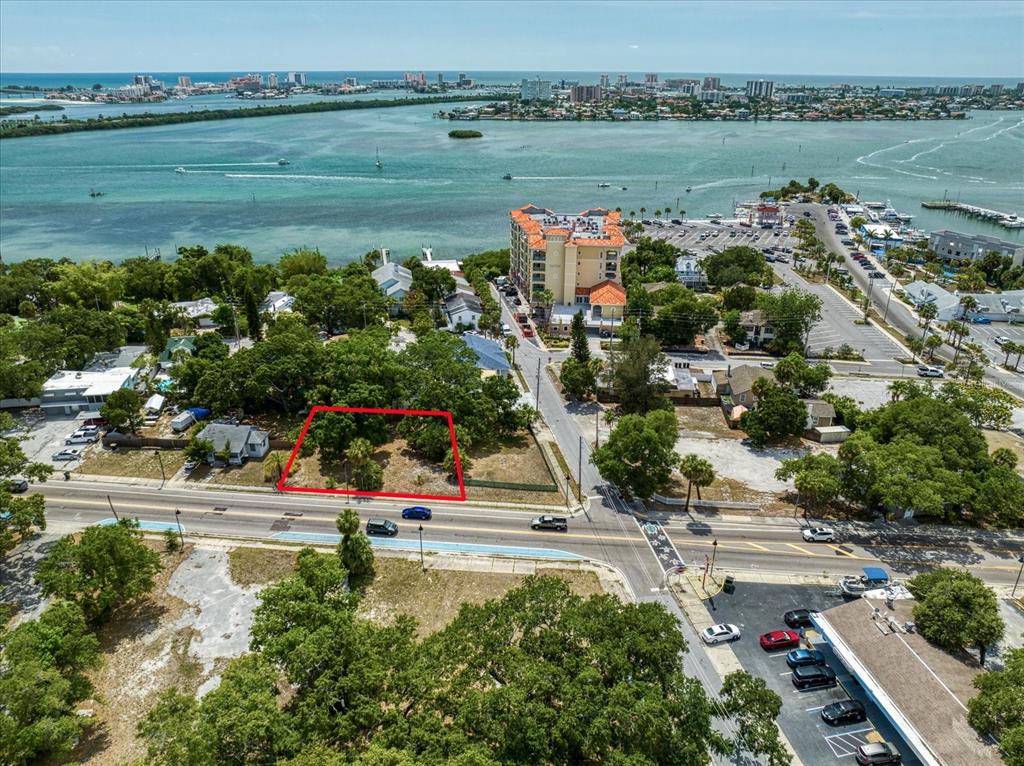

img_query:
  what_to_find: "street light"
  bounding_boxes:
[565,474,572,510]
[418,524,425,571]
[710,539,719,580]
[1012,555,1024,599]
[154,449,166,489]
[174,508,184,548]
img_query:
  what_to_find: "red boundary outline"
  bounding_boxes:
[276,405,466,501]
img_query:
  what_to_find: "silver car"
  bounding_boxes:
[701,623,741,645]
[52,448,84,461]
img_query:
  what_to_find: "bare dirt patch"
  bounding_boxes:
[76,448,186,480]
[357,557,602,637]
[675,405,737,438]
[464,433,566,505]
[984,429,1024,466]
[227,547,299,586]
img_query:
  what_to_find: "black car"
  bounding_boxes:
[366,518,398,536]
[401,506,432,520]
[822,700,867,726]
[792,665,837,690]
[868,271,886,279]
[784,609,813,628]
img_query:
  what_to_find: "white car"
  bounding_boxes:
[701,623,741,645]
[65,431,99,445]
[916,365,944,378]
[994,336,1011,347]
[802,527,836,543]
[52,448,84,461]
[183,459,200,473]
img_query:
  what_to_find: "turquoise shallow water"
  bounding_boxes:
[1,105,1021,263]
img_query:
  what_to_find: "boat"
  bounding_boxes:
[598,182,611,188]
[375,146,382,169]
[277,158,289,166]
[686,186,692,192]
[862,201,885,209]
[175,167,187,174]
[620,186,628,191]
[502,173,513,180]
[838,567,890,599]
[88,188,104,198]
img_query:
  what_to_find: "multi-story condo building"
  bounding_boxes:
[520,78,553,101]
[746,79,775,99]
[599,74,610,88]
[509,204,625,305]
[703,76,721,91]
[569,84,603,103]
[928,229,1024,267]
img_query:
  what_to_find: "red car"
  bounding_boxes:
[759,630,800,651]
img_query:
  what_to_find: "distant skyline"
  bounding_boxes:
[2,0,1023,78]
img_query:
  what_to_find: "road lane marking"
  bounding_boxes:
[828,544,857,558]
[785,543,820,556]
[746,541,772,552]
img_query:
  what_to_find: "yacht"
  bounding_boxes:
[502,173,513,180]
[277,158,290,166]
[862,201,885,209]
[174,167,187,174]
[598,182,611,188]
[620,186,628,191]
[686,186,692,192]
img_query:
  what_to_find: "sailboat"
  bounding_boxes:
[375,146,382,169]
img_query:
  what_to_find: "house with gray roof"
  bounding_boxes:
[372,262,414,304]
[964,289,1024,323]
[902,281,961,322]
[195,422,270,465]
[713,364,776,417]
[461,334,510,377]
[444,292,483,331]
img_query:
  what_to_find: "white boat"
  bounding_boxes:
[277,158,289,166]
[174,167,187,174]
[838,567,890,598]
[863,201,885,209]
[598,182,611,188]
[375,146,382,169]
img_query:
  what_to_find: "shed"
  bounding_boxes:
[144,394,166,414]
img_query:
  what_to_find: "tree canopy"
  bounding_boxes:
[592,410,679,498]
[907,569,1005,666]
[968,648,1024,766]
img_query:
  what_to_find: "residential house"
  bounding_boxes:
[372,262,414,306]
[803,399,836,429]
[713,364,775,420]
[738,310,776,348]
[195,422,270,465]
[40,367,139,416]
[260,290,295,315]
[547,280,627,336]
[443,292,483,331]
[675,255,708,290]
[461,334,511,377]
[158,336,196,371]
[901,281,961,322]
[171,297,219,328]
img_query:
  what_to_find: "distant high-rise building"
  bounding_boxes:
[267,73,278,88]
[599,74,610,88]
[437,72,444,86]
[644,73,658,85]
[703,76,720,91]
[618,73,627,85]
[294,72,307,86]
[570,84,603,103]
[746,79,775,99]
[177,75,192,88]
[1017,82,1024,93]
[520,78,552,102]
[987,83,1004,95]
[345,77,358,87]
[287,72,296,83]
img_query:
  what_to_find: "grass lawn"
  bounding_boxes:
[675,405,737,438]
[227,546,299,586]
[202,450,291,487]
[464,433,566,505]
[76,447,187,480]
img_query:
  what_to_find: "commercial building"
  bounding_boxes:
[569,84,603,103]
[509,204,625,305]
[901,281,961,322]
[811,597,1003,766]
[267,73,278,89]
[745,79,775,99]
[546,280,627,335]
[40,368,139,416]
[177,76,192,88]
[928,229,1024,267]
[520,78,552,102]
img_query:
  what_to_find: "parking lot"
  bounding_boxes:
[5,411,99,470]
[969,321,1024,368]
[641,218,802,256]
[703,582,922,765]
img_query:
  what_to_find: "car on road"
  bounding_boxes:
[803,211,813,217]
[784,609,813,628]
[995,336,1011,346]
[671,219,682,225]
[821,699,867,726]
[401,506,432,520]
[802,527,835,542]
[855,742,901,764]
[786,648,827,668]
[366,518,399,536]
[7,478,29,493]
[530,515,567,531]
[759,629,800,650]
[52,448,84,461]
[916,364,944,378]
[792,665,837,690]
[775,255,790,263]
[701,623,741,645]
[65,430,99,445]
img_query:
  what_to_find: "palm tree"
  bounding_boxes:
[958,294,978,322]
[639,207,647,218]
[654,209,662,218]
[664,206,672,215]
[629,210,636,219]
[504,334,519,367]
[925,333,943,361]
[679,454,715,512]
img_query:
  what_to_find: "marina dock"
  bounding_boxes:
[921,200,1024,229]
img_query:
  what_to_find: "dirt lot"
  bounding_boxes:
[227,546,299,586]
[76,447,187,480]
[984,429,1024,465]
[464,433,566,505]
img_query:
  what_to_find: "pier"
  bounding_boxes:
[921,200,1024,229]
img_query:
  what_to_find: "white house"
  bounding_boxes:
[443,292,483,331]
[372,262,414,304]
[260,291,295,314]
[40,368,139,416]
[902,281,961,322]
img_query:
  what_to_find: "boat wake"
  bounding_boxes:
[223,172,452,186]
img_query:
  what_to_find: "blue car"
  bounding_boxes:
[786,649,827,668]
[971,315,992,325]
[401,506,432,520]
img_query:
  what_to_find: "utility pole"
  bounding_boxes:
[710,538,719,580]
[174,509,184,548]
[595,410,600,448]
[535,358,541,411]
[154,449,166,489]
[106,494,120,522]
[577,435,583,504]
[418,525,425,571]
[1013,555,1024,599]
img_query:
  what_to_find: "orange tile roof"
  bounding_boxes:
[510,204,625,249]
[588,279,626,306]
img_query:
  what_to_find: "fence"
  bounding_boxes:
[463,478,559,493]
[650,493,760,511]
[102,433,295,452]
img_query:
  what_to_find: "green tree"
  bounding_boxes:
[722,284,757,312]
[607,334,671,414]
[720,671,790,766]
[721,309,748,345]
[0,413,52,556]
[968,647,1024,765]
[279,247,328,282]
[591,412,679,498]
[937,381,1015,430]
[772,352,832,397]
[335,509,375,579]
[35,519,162,623]
[346,437,383,491]
[678,454,714,512]
[702,246,767,288]
[739,380,808,447]
[503,334,518,367]
[756,287,822,355]
[651,287,719,347]
[908,569,1005,666]
[183,437,213,463]
[559,357,598,400]
[100,387,144,434]
[569,311,590,362]
[775,453,843,511]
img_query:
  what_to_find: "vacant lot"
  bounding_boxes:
[76,447,187,480]
[984,428,1024,466]
[464,432,565,505]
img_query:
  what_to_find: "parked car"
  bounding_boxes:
[775,255,790,263]
[855,742,901,765]
[792,665,838,690]
[868,271,886,279]
[822,699,867,726]
[183,459,200,473]
[784,609,813,628]
[972,315,992,324]
[530,515,568,531]
[803,211,813,217]
[402,506,432,520]
[52,448,84,461]
[759,630,800,651]
[802,527,835,543]
[701,623,741,645]
[522,327,534,337]
[671,219,682,225]
[995,336,1011,346]
[786,648,827,668]
[7,478,29,493]
[65,431,99,445]
[366,518,399,536]
[916,365,944,378]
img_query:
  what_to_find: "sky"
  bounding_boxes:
[1,0,1022,77]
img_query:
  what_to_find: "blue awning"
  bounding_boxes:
[863,567,889,581]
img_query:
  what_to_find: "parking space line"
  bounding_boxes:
[805,705,826,712]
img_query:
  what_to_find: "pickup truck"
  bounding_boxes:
[531,515,568,532]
